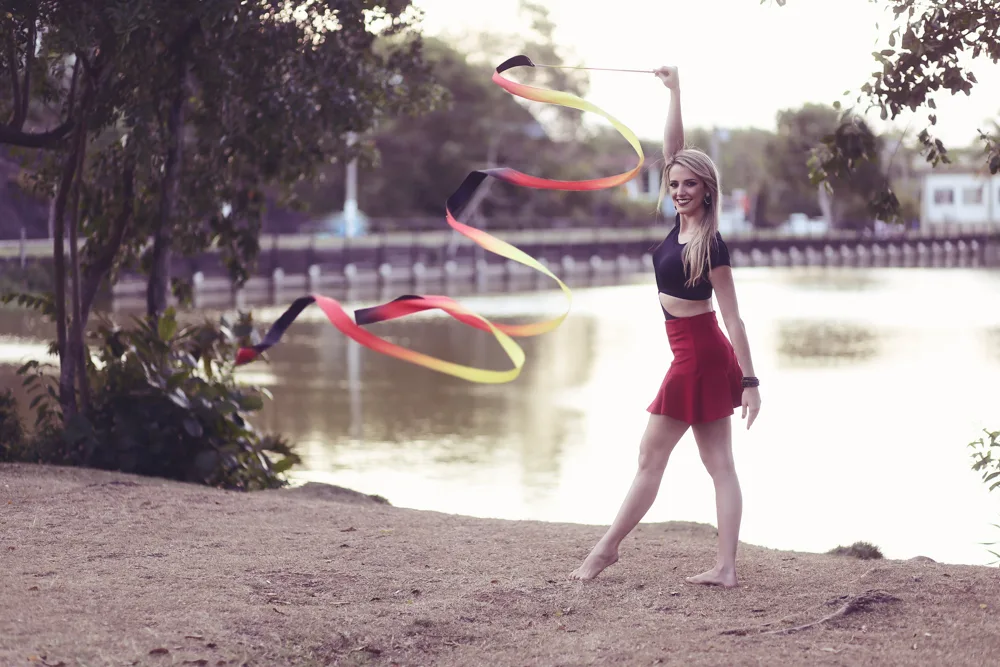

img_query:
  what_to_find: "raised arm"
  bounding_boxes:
[655,66,683,160]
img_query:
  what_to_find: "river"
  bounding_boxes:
[2,265,999,566]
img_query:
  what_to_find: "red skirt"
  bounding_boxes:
[646,311,743,424]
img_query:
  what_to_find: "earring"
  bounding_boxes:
[704,194,711,206]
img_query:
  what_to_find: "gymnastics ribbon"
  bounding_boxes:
[235,55,645,383]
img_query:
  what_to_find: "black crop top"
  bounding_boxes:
[652,221,731,319]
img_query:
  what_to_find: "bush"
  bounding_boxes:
[78,308,300,490]
[827,541,884,560]
[970,428,1000,563]
[7,308,300,491]
[970,428,1000,494]
[0,389,26,460]
[0,261,54,295]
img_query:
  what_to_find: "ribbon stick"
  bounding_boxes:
[235,54,645,383]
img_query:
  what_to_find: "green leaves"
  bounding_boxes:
[157,310,178,342]
[0,389,27,462]
[72,311,301,490]
[773,0,1000,222]
[970,429,1000,493]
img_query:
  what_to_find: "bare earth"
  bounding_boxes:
[2,463,998,666]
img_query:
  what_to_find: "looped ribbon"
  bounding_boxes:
[235,55,645,383]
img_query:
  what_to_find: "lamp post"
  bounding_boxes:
[343,131,360,238]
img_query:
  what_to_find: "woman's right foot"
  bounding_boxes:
[685,565,738,588]
[569,546,619,580]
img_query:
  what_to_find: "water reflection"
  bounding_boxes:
[4,268,1000,566]
[782,267,883,292]
[247,313,599,478]
[776,320,880,366]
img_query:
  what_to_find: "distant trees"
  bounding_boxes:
[769,0,1000,222]
[301,0,653,229]
[763,104,890,230]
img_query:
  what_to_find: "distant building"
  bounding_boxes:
[921,169,1000,228]
[624,162,663,204]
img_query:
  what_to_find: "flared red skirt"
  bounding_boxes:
[646,311,743,424]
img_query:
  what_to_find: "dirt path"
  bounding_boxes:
[2,462,998,666]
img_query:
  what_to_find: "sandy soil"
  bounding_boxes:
[2,462,998,666]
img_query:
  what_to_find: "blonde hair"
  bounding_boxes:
[656,149,722,288]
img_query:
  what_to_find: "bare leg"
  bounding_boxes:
[686,416,741,588]
[570,413,689,580]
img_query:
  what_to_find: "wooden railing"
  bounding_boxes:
[3,224,999,261]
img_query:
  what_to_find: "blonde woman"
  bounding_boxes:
[570,66,761,587]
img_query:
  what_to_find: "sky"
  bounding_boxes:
[410,0,1000,149]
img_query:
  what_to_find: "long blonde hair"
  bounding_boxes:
[657,149,722,287]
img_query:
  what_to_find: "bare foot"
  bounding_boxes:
[685,566,738,588]
[569,546,619,580]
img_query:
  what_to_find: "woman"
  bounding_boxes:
[569,66,761,587]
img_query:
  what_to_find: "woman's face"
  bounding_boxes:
[667,164,708,217]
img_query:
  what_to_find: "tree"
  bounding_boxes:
[0,2,74,150]
[457,0,590,141]
[301,9,624,227]
[1,0,440,424]
[768,0,1000,220]
[320,36,540,221]
[764,103,889,229]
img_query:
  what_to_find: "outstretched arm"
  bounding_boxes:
[711,265,761,430]
[655,66,683,159]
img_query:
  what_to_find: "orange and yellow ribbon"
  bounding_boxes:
[236,55,645,383]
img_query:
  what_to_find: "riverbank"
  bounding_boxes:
[2,462,998,666]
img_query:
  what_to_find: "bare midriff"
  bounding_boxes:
[658,292,715,320]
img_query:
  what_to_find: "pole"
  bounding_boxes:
[344,131,359,238]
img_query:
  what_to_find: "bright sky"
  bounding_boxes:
[411,0,1000,148]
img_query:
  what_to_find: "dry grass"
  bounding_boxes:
[2,462,998,666]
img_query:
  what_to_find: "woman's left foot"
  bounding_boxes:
[685,566,738,588]
[569,546,619,581]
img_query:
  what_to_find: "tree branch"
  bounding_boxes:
[81,157,135,319]
[5,37,21,128]
[0,119,74,149]
[17,20,35,129]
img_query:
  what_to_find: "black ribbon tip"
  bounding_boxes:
[445,170,490,220]
[496,55,534,74]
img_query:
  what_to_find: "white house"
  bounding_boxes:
[921,170,1000,228]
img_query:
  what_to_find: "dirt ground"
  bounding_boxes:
[2,462,998,667]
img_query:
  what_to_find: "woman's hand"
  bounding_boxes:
[741,387,761,430]
[655,66,680,91]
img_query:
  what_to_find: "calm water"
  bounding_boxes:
[2,266,1000,566]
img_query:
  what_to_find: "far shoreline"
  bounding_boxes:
[284,470,986,568]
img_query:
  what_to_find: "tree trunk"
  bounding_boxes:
[54,120,86,417]
[52,64,83,417]
[80,157,135,322]
[146,59,188,321]
[67,122,89,413]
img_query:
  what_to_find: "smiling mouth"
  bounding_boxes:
[675,198,691,205]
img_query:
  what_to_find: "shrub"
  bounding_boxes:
[72,308,301,490]
[970,428,1000,494]
[970,428,1000,563]
[0,261,55,295]
[0,389,26,460]
[6,307,300,491]
[827,541,884,560]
